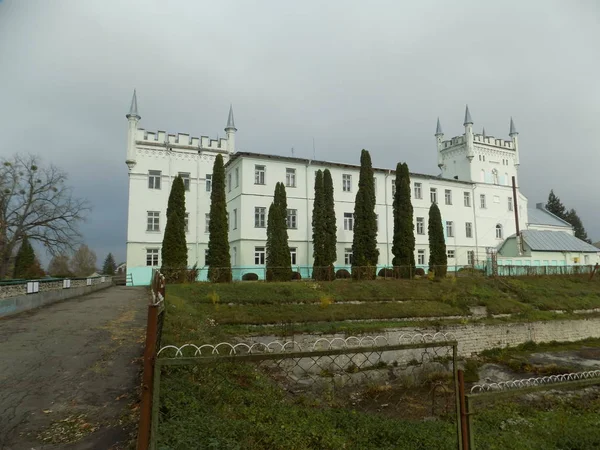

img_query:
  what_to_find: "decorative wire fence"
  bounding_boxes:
[151,334,462,449]
[462,370,600,449]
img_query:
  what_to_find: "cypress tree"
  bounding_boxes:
[352,149,379,280]
[207,154,232,282]
[311,170,326,280]
[428,202,447,278]
[102,253,116,275]
[13,236,36,279]
[565,209,591,243]
[266,182,291,281]
[322,169,337,280]
[161,176,187,282]
[392,162,415,278]
[546,190,567,220]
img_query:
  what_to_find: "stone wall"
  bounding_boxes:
[0,278,113,318]
[252,317,600,358]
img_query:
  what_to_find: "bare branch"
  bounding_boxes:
[0,154,91,278]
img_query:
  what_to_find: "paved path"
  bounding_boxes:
[0,286,147,450]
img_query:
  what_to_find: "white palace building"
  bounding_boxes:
[124,91,599,285]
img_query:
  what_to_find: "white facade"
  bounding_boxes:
[125,96,564,284]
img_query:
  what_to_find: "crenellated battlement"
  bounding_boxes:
[135,129,229,152]
[441,133,515,151]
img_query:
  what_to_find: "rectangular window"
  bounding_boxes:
[254,165,265,185]
[184,213,189,233]
[286,168,296,187]
[206,174,212,192]
[255,207,266,228]
[232,247,237,266]
[344,248,353,265]
[417,249,425,265]
[414,182,422,199]
[287,209,297,229]
[342,174,352,192]
[228,173,232,192]
[416,217,425,235]
[233,209,237,230]
[465,222,473,238]
[290,247,297,265]
[148,170,161,189]
[375,214,379,232]
[508,197,513,211]
[146,249,159,267]
[235,167,239,188]
[178,172,190,191]
[205,249,209,265]
[254,246,266,265]
[373,177,377,194]
[391,181,396,196]
[446,220,454,237]
[467,250,475,266]
[464,191,471,207]
[147,211,160,231]
[445,189,452,205]
[205,213,210,233]
[447,250,455,259]
[430,188,437,204]
[344,212,353,231]
[480,194,486,209]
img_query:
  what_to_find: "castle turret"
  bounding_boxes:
[509,117,519,167]
[225,104,237,153]
[435,117,444,169]
[125,89,140,170]
[464,104,474,161]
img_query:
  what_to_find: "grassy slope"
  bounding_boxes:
[164,276,600,342]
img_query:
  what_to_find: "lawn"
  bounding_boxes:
[162,275,600,343]
[157,276,600,449]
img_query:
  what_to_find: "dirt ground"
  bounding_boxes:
[0,286,147,450]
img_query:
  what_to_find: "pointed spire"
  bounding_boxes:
[463,104,473,126]
[126,89,140,119]
[225,104,236,131]
[509,117,518,136]
[482,127,486,138]
[435,117,443,135]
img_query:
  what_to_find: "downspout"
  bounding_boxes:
[385,170,390,266]
[196,153,200,269]
[471,184,479,265]
[306,161,311,271]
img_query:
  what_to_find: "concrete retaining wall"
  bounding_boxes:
[0,280,113,318]
[252,317,600,358]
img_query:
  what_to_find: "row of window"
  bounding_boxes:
[146,247,476,267]
[148,168,514,213]
[148,208,503,240]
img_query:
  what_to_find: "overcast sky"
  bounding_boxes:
[1,0,599,266]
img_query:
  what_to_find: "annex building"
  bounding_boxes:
[124,91,598,285]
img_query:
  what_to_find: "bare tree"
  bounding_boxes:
[70,245,97,277]
[47,254,72,277]
[0,154,90,278]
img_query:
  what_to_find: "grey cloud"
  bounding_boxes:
[1,0,599,267]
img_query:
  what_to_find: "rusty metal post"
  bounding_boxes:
[453,346,463,450]
[458,369,469,450]
[137,303,159,450]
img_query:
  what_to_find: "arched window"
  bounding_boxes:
[480,170,485,182]
[492,169,499,185]
[495,224,503,239]
[505,173,509,186]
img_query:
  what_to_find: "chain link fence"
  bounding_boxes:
[152,335,461,449]
[462,370,600,449]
